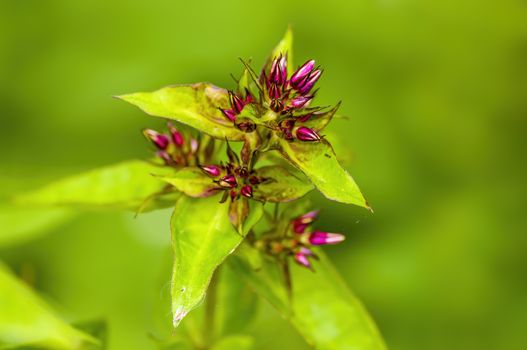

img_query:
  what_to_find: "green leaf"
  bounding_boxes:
[0,262,96,349]
[302,102,341,132]
[277,140,369,209]
[117,83,246,141]
[170,195,263,327]
[211,335,254,350]
[0,205,74,248]
[229,245,387,350]
[214,264,258,338]
[255,166,314,202]
[269,26,294,75]
[157,167,218,198]
[14,160,176,211]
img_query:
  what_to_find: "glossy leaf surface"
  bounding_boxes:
[170,195,263,327]
[255,166,313,202]
[157,167,218,198]
[117,83,246,141]
[277,140,369,209]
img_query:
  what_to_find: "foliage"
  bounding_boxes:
[1,29,385,349]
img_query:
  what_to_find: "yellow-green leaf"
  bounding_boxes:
[117,83,246,141]
[170,195,263,327]
[0,263,96,349]
[255,166,313,202]
[229,245,387,350]
[14,160,175,211]
[277,140,369,209]
[157,167,218,198]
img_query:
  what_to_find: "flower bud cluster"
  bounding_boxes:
[143,123,201,167]
[218,55,330,143]
[200,162,267,202]
[255,209,345,270]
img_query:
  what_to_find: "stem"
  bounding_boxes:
[281,258,293,303]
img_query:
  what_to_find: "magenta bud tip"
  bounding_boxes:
[290,95,312,109]
[295,126,321,142]
[221,109,237,122]
[219,174,237,188]
[201,165,221,177]
[308,231,345,245]
[240,185,253,198]
[290,60,316,87]
[144,129,170,150]
[294,252,312,268]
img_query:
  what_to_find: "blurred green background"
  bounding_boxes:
[1,0,527,349]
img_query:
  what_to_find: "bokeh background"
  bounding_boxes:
[1,0,527,349]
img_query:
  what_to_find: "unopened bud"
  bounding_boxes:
[290,60,316,89]
[295,126,321,142]
[156,150,172,164]
[268,83,281,99]
[298,70,322,95]
[229,91,245,114]
[290,95,312,109]
[240,185,253,198]
[308,231,345,245]
[201,165,221,177]
[218,174,237,188]
[168,124,184,147]
[294,252,312,268]
[221,108,237,122]
[269,55,287,86]
[293,210,319,233]
[144,129,170,150]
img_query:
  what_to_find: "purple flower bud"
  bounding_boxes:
[218,174,237,188]
[268,83,281,99]
[290,95,312,109]
[298,70,322,95]
[290,60,316,88]
[229,91,245,114]
[295,126,321,142]
[308,231,345,245]
[293,210,319,233]
[156,150,172,164]
[270,55,287,85]
[244,91,254,104]
[240,185,253,198]
[293,223,309,234]
[299,246,314,256]
[297,210,320,224]
[230,189,238,200]
[221,109,237,122]
[294,251,312,268]
[168,124,184,147]
[144,129,170,150]
[201,165,221,177]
